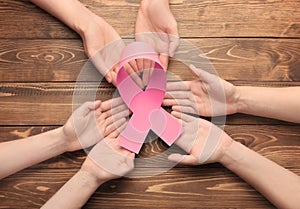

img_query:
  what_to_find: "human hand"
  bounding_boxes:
[168,111,233,165]
[163,65,239,117]
[62,98,130,152]
[81,133,135,182]
[135,0,179,85]
[80,13,142,86]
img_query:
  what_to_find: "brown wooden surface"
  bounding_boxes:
[0,0,300,208]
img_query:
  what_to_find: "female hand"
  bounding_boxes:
[135,0,179,85]
[168,111,233,165]
[81,131,135,181]
[62,98,130,152]
[164,65,239,117]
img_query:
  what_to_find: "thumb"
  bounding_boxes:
[168,153,198,165]
[168,34,179,57]
[76,101,101,117]
[189,64,215,83]
[159,54,169,70]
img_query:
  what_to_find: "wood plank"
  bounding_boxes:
[1,0,300,38]
[1,38,300,82]
[0,125,299,170]
[0,167,282,208]
[0,82,300,125]
[1,125,299,207]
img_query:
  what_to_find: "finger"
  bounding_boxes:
[77,101,101,117]
[142,68,152,86]
[143,59,153,86]
[105,118,127,136]
[101,97,125,112]
[106,127,120,139]
[128,152,135,159]
[110,71,118,86]
[136,58,144,72]
[163,98,191,107]
[150,60,155,69]
[168,34,179,57]
[123,63,144,88]
[109,102,128,115]
[131,71,144,88]
[104,108,131,127]
[165,91,191,99]
[93,100,102,110]
[172,105,197,115]
[162,98,177,107]
[105,71,113,83]
[168,154,198,165]
[171,111,195,123]
[166,81,190,91]
[143,58,152,72]
[159,54,169,70]
[189,64,215,82]
[119,157,134,176]
[117,122,127,133]
[106,121,127,139]
[129,60,139,72]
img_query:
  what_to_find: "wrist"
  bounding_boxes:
[209,132,234,163]
[219,140,246,169]
[81,157,114,183]
[77,169,105,188]
[70,1,104,38]
[54,127,70,153]
[235,86,249,114]
[140,0,170,11]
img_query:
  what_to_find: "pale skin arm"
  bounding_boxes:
[42,136,135,209]
[0,127,66,180]
[237,86,300,123]
[29,0,135,85]
[29,0,91,36]
[169,111,300,209]
[220,140,300,209]
[41,169,104,209]
[0,99,130,179]
[164,65,300,123]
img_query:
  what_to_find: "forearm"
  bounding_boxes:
[42,169,104,209]
[0,127,67,179]
[29,0,93,36]
[220,141,300,209]
[236,86,300,123]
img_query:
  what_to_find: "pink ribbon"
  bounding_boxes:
[116,42,182,154]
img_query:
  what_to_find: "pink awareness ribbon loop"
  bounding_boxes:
[116,42,183,154]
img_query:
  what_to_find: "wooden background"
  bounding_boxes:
[1,0,300,208]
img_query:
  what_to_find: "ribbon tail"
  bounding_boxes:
[149,108,183,146]
[119,117,149,154]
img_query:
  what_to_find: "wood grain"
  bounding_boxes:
[0,82,299,126]
[0,167,281,209]
[1,124,299,208]
[1,0,300,38]
[1,38,300,82]
[1,0,300,208]
[0,125,299,169]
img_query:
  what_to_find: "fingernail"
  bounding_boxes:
[189,64,196,69]
[106,75,111,83]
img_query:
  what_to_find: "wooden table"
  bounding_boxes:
[1,0,300,208]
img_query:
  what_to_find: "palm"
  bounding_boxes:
[81,137,134,181]
[168,111,233,165]
[81,15,124,84]
[189,77,238,116]
[164,66,238,117]
[135,0,179,69]
[63,98,130,152]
